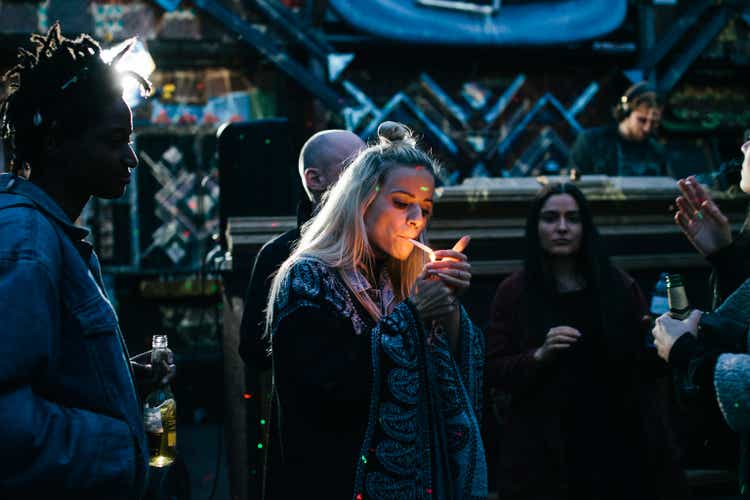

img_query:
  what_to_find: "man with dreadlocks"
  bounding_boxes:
[0,24,153,498]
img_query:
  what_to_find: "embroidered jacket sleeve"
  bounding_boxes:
[0,214,135,495]
[714,350,750,433]
[456,305,485,419]
[353,298,488,498]
[271,261,371,408]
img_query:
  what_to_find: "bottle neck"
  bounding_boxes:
[152,335,168,350]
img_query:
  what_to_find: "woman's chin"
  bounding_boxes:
[389,244,413,261]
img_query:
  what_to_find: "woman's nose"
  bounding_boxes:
[407,205,423,227]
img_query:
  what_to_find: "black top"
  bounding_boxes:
[554,288,648,497]
[486,269,686,499]
[239,199,313,370]
[238,226,299,371]
[569,124,669,177]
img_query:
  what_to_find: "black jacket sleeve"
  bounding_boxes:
[239,241,287,371]
[707,232,750,306]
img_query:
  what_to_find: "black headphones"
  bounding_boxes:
[615,81,659,120]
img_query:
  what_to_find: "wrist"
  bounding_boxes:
[533,348,543,363]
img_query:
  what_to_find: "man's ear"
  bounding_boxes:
[304,167,324,192]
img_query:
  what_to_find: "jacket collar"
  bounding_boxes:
[344,265,397,316]
[0,173,90,242]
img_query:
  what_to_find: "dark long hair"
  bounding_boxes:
[522,182,629,350]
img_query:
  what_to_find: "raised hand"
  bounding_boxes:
[533,326,581,364]
[675,176,732,256]
[428,235,472,298]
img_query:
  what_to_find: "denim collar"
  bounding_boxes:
[0,173,90,243]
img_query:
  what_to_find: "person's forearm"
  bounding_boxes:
[441,306,461,355]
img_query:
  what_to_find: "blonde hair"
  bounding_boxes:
[266,121,439,332]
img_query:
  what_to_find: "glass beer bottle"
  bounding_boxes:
[144,334,177,467]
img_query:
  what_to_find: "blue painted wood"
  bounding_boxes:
[328,0,627,45]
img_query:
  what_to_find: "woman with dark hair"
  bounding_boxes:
[485,183,685,499]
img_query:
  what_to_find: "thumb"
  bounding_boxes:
[452,235,471,253]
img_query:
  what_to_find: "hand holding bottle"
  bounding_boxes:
[533,326,581,364]
[131,346,176,388]
[143,334,178,468]
[675,176,732,256]
[652,309,703,361]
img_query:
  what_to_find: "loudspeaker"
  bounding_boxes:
[217,119,298,239]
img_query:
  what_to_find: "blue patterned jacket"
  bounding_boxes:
[269,256,487,499]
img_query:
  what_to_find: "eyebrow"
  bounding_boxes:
[540,210,580,215]
[391,189,433,203]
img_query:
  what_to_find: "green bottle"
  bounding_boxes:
[666,273,691,320]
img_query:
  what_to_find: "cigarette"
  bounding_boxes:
[408,238,436,262]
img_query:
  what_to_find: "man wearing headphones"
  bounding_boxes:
[569,81,670,177]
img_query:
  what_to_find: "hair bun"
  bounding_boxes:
[377,121,414,146]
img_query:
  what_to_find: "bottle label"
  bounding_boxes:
[144,406,163,433]
[144,398,173,433]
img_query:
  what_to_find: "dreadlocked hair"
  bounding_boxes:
[0,22,151,175]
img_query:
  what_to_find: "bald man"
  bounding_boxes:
[240,129,363,366]
[239,130,363,497]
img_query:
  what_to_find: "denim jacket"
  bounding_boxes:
[0,173,148,499]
